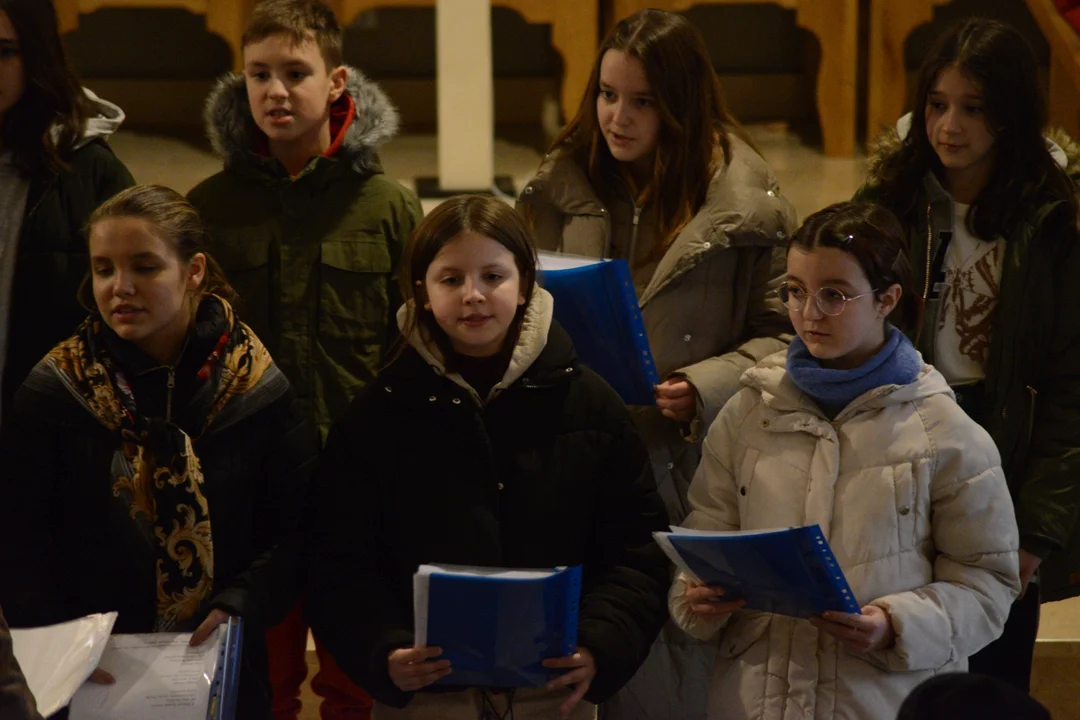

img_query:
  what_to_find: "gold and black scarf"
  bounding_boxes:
[45,297,274,631]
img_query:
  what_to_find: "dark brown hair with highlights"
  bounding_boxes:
[243,0,344,69]
[548,9,749,259]
[871,17,1077,238]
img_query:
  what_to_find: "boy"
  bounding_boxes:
[188,1,422,717]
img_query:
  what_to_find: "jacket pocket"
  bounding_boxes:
[318,236,392,337]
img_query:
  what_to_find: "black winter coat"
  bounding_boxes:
[0,306,318,719]
[3,139,134,413]
[306,321,671,709]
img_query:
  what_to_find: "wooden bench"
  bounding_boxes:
[866,0,952,141]
[1025,0,1080,139]
[55,0,597,123]
[607,0,857,158]
[334,0,598,124]
[54,0,254,70]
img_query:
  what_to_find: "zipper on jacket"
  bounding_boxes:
[165,368,176,424]
[1025,385,1038,447]
[915,203,933,346]
[628,205,643,270]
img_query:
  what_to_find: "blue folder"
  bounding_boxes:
[414,565,582,688]
[206,616,243,720]
[655,526,861,619]
[537,253,659,405]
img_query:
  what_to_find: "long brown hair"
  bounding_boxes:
[550,9,746,257]
[0,0,92,176]
[872,18,1077,238]
[394,195,537,369]
[79,185,236,310]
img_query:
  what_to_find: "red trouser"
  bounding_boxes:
[266,600,374,720]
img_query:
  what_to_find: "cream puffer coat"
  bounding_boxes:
[670,352,1022,720]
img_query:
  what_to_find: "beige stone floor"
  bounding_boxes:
[108,121,868,221]
[109,126,1079,718]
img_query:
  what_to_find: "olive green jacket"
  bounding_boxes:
[189,68,423,439]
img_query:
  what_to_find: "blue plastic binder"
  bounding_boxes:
[413,565,582,688]
[207,616,243,720]
[537,253,659,405]
[655,525,862,619]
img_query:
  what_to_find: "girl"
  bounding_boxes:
[516,12,796,716]
[0,185,317,719]
[306,195,670,720]
[855,17,1080,691]
[670,202,1021,720]
[0,0,134,418]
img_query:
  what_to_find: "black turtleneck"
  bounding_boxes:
[451,351,510,402]
[100,297,228,434]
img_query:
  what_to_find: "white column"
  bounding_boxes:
[436,0,495,191]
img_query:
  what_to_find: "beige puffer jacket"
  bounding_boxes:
[517,134,797,524]
[518,135,797,720]
[670,352,1022,720]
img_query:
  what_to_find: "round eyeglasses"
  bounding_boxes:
[776,284,878,316]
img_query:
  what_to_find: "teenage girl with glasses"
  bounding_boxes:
[669,201,1021,720]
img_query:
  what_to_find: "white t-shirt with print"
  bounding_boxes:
[934,202,1004,385]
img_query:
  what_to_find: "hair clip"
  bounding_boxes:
[845,234,855,244]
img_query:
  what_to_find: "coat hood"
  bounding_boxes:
[203,66,400,175]
[741,349,952,421]
[394,286,555,404]
[64,88,125,149]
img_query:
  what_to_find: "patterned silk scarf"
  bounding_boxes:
[45,297,272,630]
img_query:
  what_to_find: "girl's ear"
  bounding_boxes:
[877,283,903,319]
[415,279,432,311]
[187,253,207,292]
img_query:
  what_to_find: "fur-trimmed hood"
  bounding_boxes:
[202,66,400,175]
[865,113,1080,189]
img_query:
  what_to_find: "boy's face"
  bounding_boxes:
[243,32,347,152]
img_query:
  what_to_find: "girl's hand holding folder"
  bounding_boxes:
[542,648,596,720]
[809,606,895,653]
[655,379,697,423]
[388,647,452,691]
[189,609,232,647]
[685,580,746,619]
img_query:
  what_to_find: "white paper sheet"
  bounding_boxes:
[68,629,222,720]
[10,612,118,718]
